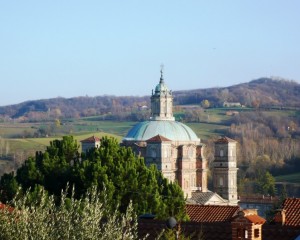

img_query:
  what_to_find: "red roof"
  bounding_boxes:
[245,214,266,224]
[186,204,240,223]
[0,203,14,212]
[146,134,171,143]
[80,136,101,143]
[215,136,236,144]
[281,198,300,226]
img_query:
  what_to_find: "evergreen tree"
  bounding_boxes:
[0,172,19,203]
[0,136,187,220]
[256,171,276,196]
[265,184,288,222]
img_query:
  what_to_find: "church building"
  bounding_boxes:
[122,69,238,205]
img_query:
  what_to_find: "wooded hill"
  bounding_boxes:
[1,77,300,121]
[175,77,300,108]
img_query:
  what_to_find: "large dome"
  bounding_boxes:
[123,120,200,141]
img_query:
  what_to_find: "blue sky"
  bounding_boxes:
[0,1,299,106]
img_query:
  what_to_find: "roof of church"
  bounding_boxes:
[146,134,171,142]
[80,136,101,143]
[188,191,229,205]
[155,80,169,93]
[215,136,236,144]
[123,120,200,142]
[124,69,201,142]
[186,204,240,223]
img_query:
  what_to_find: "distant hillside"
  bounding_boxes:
[174,77,300,108]
[0,96,150,121]
[0,77,299,120]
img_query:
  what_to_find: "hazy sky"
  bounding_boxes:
[1,1,299,106]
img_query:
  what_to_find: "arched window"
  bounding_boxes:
[151,148,157,158]
[193,176,196,187]
[184,179,189,189]
[220,149,224,157]
[244,229,248,238]
[188,147,194,158]
[219,177,224,186]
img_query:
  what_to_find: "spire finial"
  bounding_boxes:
[160,64,164,83]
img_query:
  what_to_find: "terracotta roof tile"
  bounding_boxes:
[281,198,300,226]
[0,203,14,212]
[146,134,171,142]
[186,204,240,223]
[80,136,101,143]
[245,214,266,224]
[215,136,236,144]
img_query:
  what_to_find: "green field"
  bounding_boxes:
[187,122,229,140]
[73,119,136,136]
[0,122,38,138]
[0,120,128,162]
[0,120,135,139]
[5,131,122,155]
[275,172,300,184]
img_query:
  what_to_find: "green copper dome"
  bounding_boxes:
[155,82,169,93]
[123,120,200,141]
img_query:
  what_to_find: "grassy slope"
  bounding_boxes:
[187,122,228,140]
[6,131,122,154]
[0,120,133,154]
[275,172,300,184]
[0,123,37,138]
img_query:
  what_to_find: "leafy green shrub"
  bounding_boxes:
[0,186,140,240]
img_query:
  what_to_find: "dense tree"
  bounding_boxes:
[228,111,300,179]
[0,172,19,203]
[0,136,187,220]
[265,185,288,222]
[200,99,210,109]
[256,171,276,196]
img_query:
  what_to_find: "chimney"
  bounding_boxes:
[273,209,286,226]
[232,209,266,240]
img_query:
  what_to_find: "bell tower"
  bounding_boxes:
[150,65,175,121]
[213,136,238,205]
